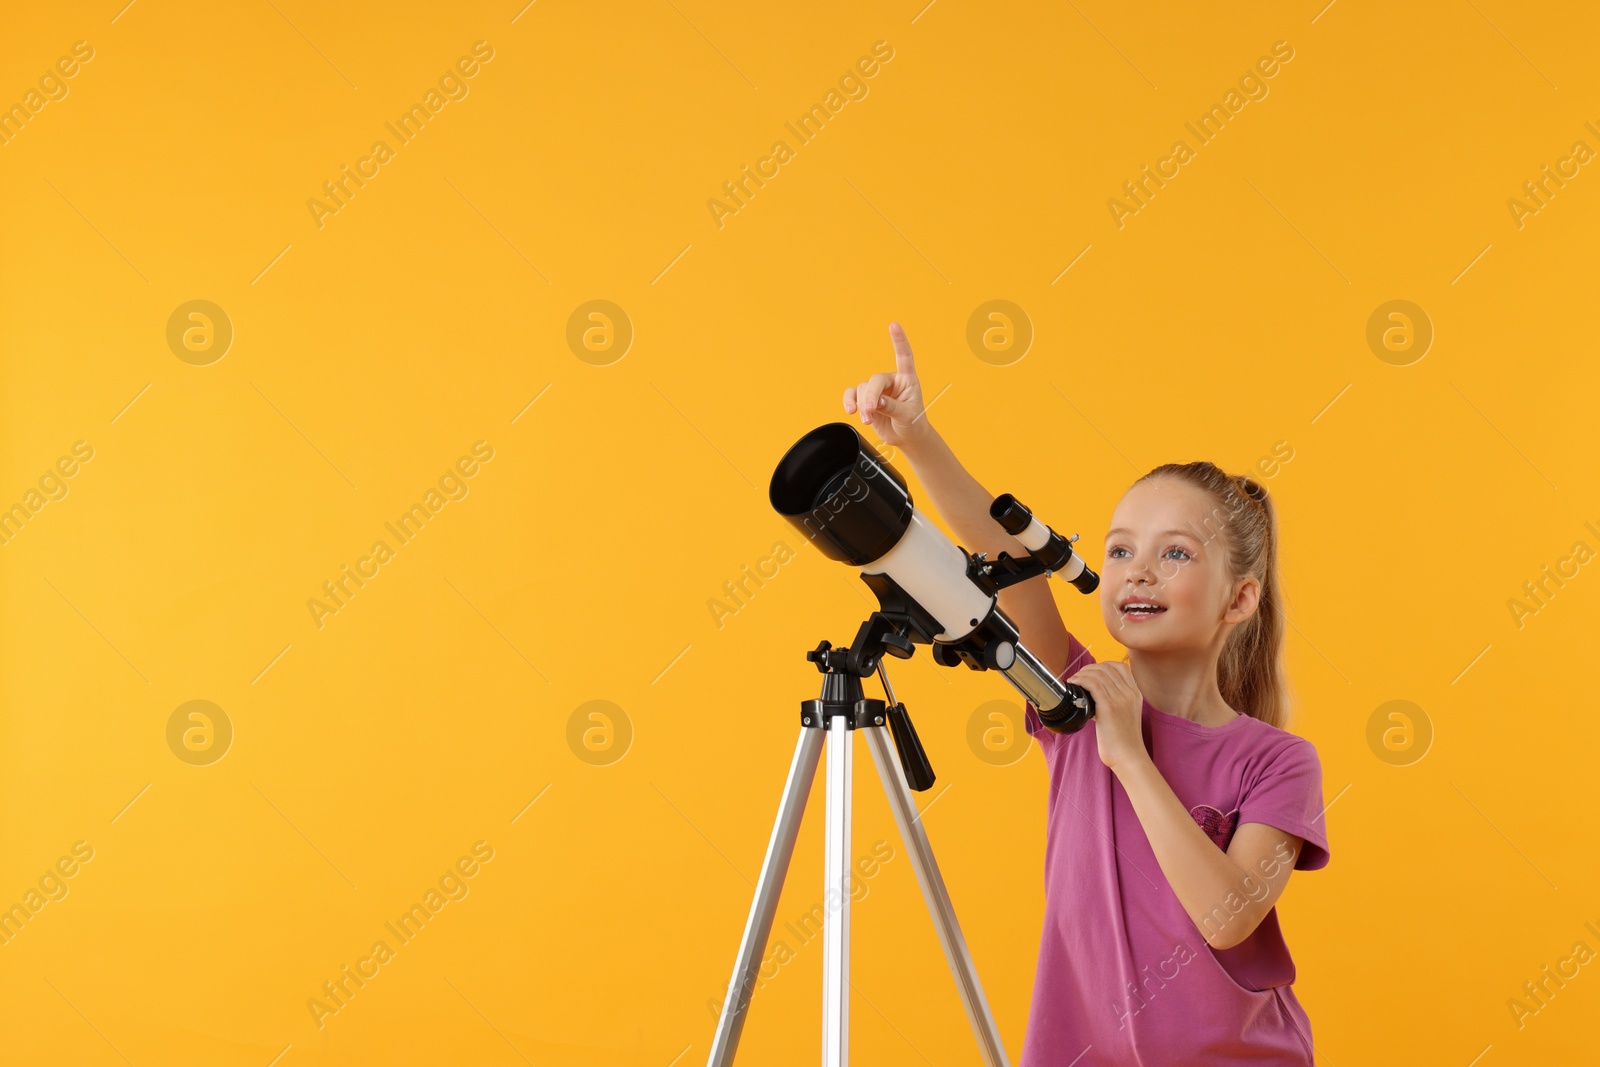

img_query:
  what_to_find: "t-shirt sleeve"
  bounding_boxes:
[1237,737,1331,870]
[1022,630,1097,757]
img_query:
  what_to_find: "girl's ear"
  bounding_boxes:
[1223,575,1261,625]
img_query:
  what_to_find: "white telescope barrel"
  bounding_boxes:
[858,495,1083,723]
[861,508,991,642]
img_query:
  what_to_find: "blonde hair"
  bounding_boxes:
[1134,462,1290,729]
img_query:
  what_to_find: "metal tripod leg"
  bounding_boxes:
[863,724,1012,1067]
[821,712,852,1066]
[706,724,826,1067]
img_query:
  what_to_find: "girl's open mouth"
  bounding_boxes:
[1119,598,1167,621]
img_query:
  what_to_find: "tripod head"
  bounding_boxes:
[802,611,936,792]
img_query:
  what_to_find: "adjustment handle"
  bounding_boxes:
[885,702,935,791]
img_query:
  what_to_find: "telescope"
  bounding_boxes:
[768,421,1099,735]
[705,422,1102,1067]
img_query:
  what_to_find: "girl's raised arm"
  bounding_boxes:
[843,323,1074,681]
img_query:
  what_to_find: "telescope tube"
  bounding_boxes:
[769,423,1091,732]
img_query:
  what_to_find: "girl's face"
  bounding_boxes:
[1098,477,1259,652]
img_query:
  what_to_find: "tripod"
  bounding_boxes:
[707,614,1011,1067]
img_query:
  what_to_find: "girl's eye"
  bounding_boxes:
[1165,547,1191,561]
[1109,547,1129,558]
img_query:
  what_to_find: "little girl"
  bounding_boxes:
[843,323,1330,1065]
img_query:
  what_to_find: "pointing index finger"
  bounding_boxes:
[888,321,916,375]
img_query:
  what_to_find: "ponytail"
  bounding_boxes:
[1134,463,1291,729]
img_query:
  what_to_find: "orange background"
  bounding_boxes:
[2,1,1597,1064]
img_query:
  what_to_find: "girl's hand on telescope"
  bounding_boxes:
[843,322,933,451]
[1074,661,1149,774]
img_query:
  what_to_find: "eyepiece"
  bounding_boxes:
[990,493,1033,536]
[1066,565,1099,595]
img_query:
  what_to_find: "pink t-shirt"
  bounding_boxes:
[1019,632,1330,1065]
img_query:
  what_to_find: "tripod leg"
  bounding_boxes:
[863,726,1012,1067]
[822,712,852,1067]
[707,725,826,1067]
